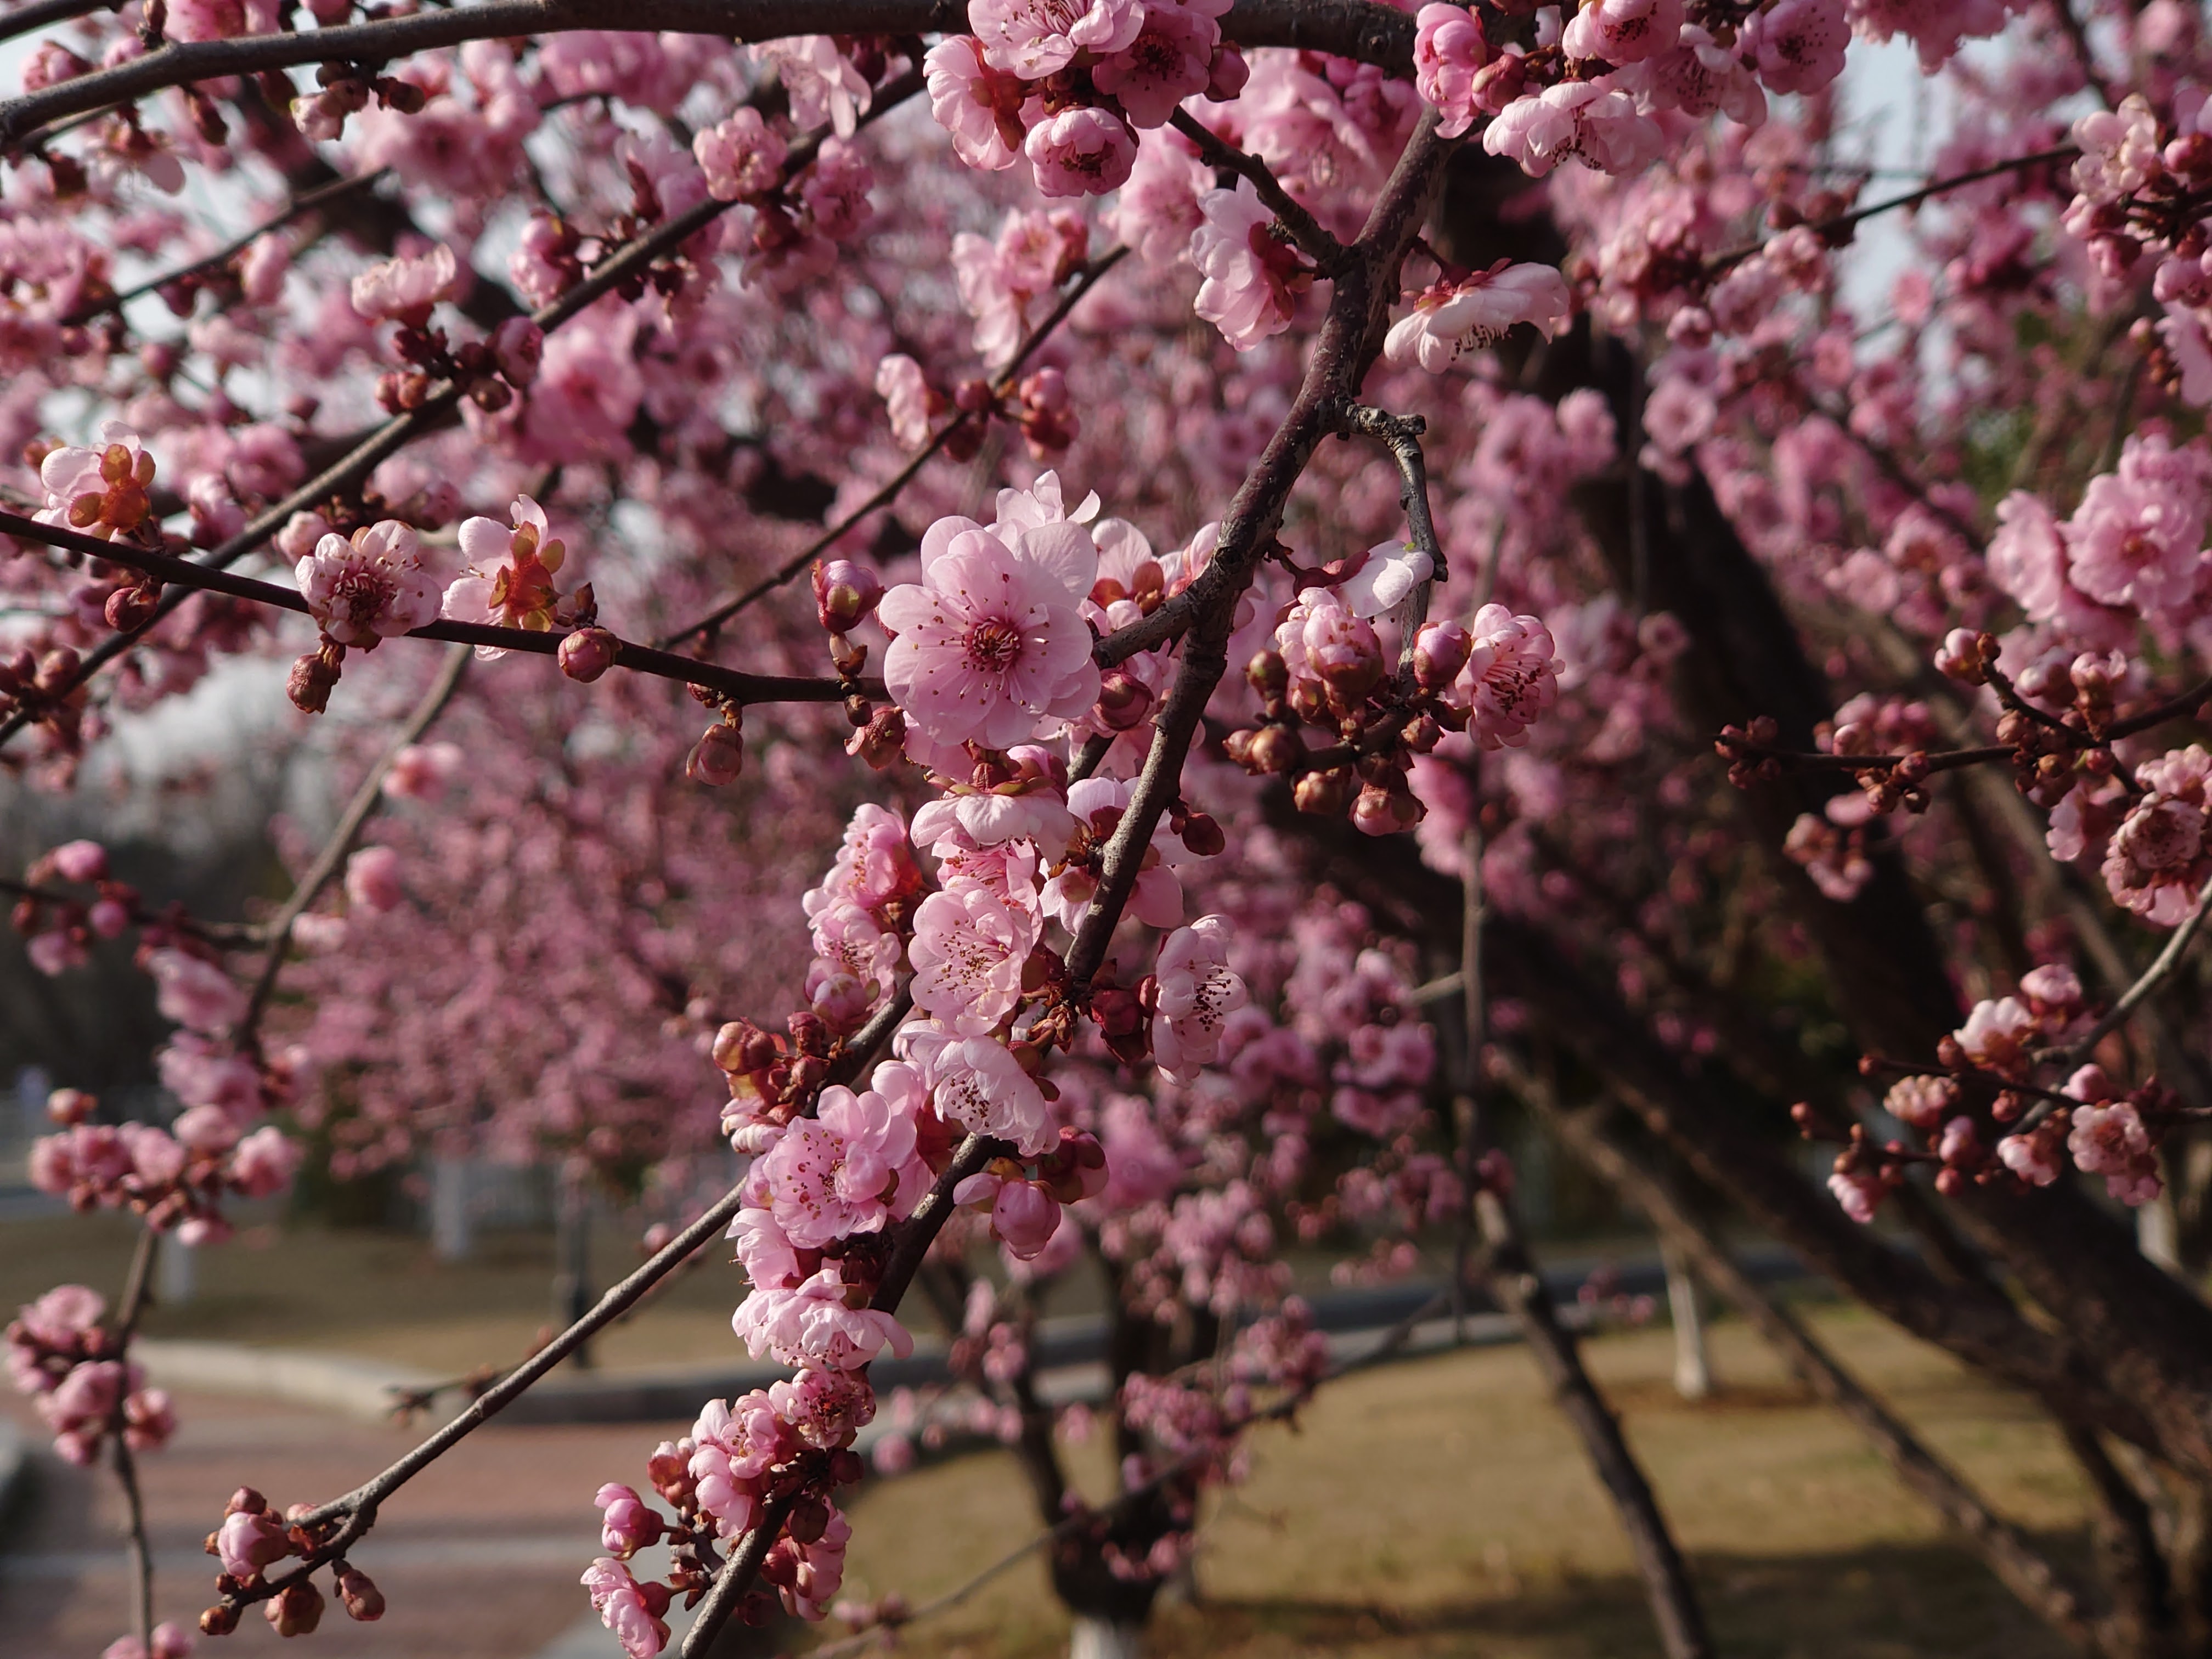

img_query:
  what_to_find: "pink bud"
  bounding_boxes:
[558,627,618,682]
[335,1565,383,1622]
[47,1087,95,1126]
[49,839,108,883]
[264,1579,324,1638]
[991,1180,1061,1260]
[489,317,543,387]
[1096,670,1152,731]
[343,846,404,913]
[1413,621,1472,689]
[686,722,746,786]
[812,560,883,634]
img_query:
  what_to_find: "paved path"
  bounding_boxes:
[0,1391,679,1659]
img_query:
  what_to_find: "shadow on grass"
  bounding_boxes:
[907,1538,2085,1659]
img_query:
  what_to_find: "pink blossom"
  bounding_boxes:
[443,494,569,652]
[771,1367,877,1450]
[2104,747,2212,926]
[217,1506,291,1580]
[1025,105,1138,197]
[878,504,1102,751]
[580,1558,669,1659]
[297,521,442,645]
[1954,996,2037,1077]
[1104,132,1210,263]
[1560,0,1683,65]
[15,1284,104,1349]
[876,355,936,448]
[746,1074,927,1247]
[1998,1126,2064,1187]
[924,37,1028,171]
[2070,1100,2162,1204]
[1459,604,1563,749]
[345,846,405,913]
[594,1484,663,1558]
[229,1127,301,1199]
[2062,431,2211,615]
[349,244,461,327]
[1192,180,1314,350]
[147,948,245,1033]
[731,1268,915,1371]
[972,0,1147,78]
[1042,776,1188,928]
[48,839,108,883]
[1093,0,1227,128]
[1153,916,1248,1084]
[1827,1170,1885,1224]
[1413,4,1490,138]
[1746,0,1849,93]
[693,107,788,202]
[753,37,871,137]
[1338,538,1435,620]
[1884,1074,1959,1131]
[2072,95,2163,206]
[902,1025,1056,1155]
[1386,261,1572,371]
[1482,80,1662,177]
[991,1178,1063,1259]
[383,741,461,800]
[910,886,1039,1035]
[37,421,156,543]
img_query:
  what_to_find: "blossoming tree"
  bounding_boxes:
[13,0,2212,1657]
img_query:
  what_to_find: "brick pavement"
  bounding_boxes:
[0,1390,692,1659]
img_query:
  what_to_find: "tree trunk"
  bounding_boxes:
[1662,1238,1712,1401]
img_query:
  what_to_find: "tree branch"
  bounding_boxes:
[1169,108,1348,270]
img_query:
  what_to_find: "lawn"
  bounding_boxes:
[825,1309,2085,1659]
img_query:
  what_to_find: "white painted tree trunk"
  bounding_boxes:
[430,1156,472,1261]
[2139,1183,2181,1272]
[1068,1615,1145,1659]
[1662,1239,1712,1401]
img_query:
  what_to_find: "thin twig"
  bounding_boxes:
[657,246,1131,650]
[238,642,471,1042]
[2034,872,2212,1068]
[1170,108,1348,270]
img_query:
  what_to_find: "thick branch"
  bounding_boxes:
[0,0,1416,148]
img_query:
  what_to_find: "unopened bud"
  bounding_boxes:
[1293,766,1356,817]
[1246,650,1288,701]
[812,559,884,634]
[1096,670,1152,731]
[47,1087,94,1126]
[199,1605,240,1637]
[787,1494,831,1544]
[847,704,906,770]
[1351,783,1423,836]
[1412,620,1471,689]
[264,1579,325,1638]
[104,582,160,633]
[558,627,618,683]
[336,1564,384,1622]
[1179,811,1224,857]
[686,721,745,787]
[287,648,341,715]
[225,1487,268,1516]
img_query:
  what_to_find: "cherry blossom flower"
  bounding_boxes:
[972,0,1147,78]
[229,1128,302,1199]
[909,886,1038,1035]
[580,1558,669,1659]
[753,37,871,137]
[1483,80,1662,177]
[442,495,571,654]
[2072,95,2163,206]
[1413,4,1490,138]
[1953,996,2037,1077]
[924,37,1029,170]
[1338,538,1435,619]
[1093,0,1227,128]
[732,1268,915,1370]
[1153,916,1249,1083]
[745,1075,928,1247]
[875,354,936,448]
[2104,747,2212,926]
[296,521,442,645]
[693,107,788,202]
[1746,0,1849,93]
[878,501,1102,750]
[348,244,461,328]
[1105,133,1210,263]
[147,949,245,1033]
[901,1025,1056,1154]
[1560,0,1683,66]
[37,422,156,543]
[2062,431,2212,616]
[1460,604,1563,749]
[1192,181,1315,350]
[1386,261,1572,371]
[1025,105,1138,197]
[2071,1098,2162,1205]
[593,1483,663,1558]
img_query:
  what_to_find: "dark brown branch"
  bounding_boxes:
[0,0,1415,151]
[1539,1088,2103,1654]
[0,509,882,708]
[1169,108,1348,269]
[658,246,1132,649]
[0,0,120,48]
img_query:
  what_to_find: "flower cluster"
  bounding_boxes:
[5,1285,174,1467]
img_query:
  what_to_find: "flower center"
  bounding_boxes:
[965,618,1024,673]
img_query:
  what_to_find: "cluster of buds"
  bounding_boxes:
[1716,714,1784,789]
[952,1126,1107,1259]
[0,643,86,744]
[5,1284,174,1467]
[29,1087,301,1237]
[295,62,426,142]
[1228,612,1477,837]
[686,701,745,787]
[814,557,885,680]
[713,1011,837,1149]
[377,314,544,416]
[199,1487,385,1637]
[10,839,167,974]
